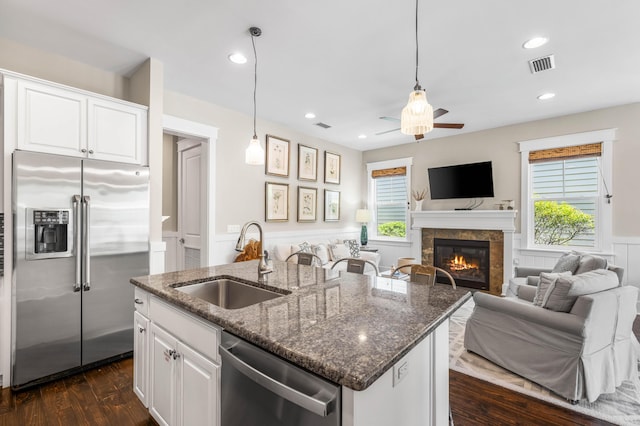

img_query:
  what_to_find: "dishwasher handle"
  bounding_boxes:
[219,343,337,417]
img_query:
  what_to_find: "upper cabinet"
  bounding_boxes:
[4,73,147,165]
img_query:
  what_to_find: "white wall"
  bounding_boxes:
[163,90,365,238]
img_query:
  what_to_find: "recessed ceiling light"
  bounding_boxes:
[537,92,556,100]
[358,134,367,139]
[304,112,316,119]
[228,53,247,64]
[523,37,548,49]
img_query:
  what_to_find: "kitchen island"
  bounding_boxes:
[131,260,471,426]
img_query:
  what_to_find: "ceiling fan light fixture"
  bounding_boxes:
[401,89,433,135]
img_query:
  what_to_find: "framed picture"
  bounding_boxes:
[265,182,289,222]
[298,144,318,181]
[324,189,340,221]
[266,135,290,177]
[324,151,341,184]
[297,186,317,222]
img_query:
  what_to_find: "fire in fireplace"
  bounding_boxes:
[433,238,490,290]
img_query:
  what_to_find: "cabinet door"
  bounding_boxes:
[133,311,150,407]
[88,98,146,164]
[176,341,218,426]
[149,323,178,426]
[16,79,87,157]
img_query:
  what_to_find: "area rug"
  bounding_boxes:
[449,299,640,426]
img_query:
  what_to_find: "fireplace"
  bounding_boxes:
[434,238,490,290]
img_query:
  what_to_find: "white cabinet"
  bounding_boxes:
[143,296,220,426]
[6,73,147,165]
[133,311,150,407]
[87,98,145,164]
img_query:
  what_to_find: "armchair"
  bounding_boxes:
[465,268,639,403]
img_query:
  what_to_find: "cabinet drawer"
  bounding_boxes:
[149,296,220,362]
[134,287,150,316]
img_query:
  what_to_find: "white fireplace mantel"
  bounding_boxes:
[411,210,517,232]
[410,210,518,293]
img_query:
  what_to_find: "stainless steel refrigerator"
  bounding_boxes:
[12,150,149,389]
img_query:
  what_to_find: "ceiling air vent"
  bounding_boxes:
[528,54,556,74]
[314,122,331,129]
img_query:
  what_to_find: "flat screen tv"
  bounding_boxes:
[428,161,494,199]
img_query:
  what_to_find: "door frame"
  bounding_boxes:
[162,115,217,268]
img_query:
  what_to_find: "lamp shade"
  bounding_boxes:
[355,209,370,223]
[400,89,434,136]
[245,137,265,165]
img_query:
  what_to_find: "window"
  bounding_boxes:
[367,158,412,241]
[519,130,614,252]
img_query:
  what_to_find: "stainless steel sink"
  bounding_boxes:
[174,278,284,309]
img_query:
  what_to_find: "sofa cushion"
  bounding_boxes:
[344,239,360,257]
[533,271,572,306]
[543,269,619,312]
[574,254,607,275]
[328,243,350,261]
[551,252,581,274]
[312,243,330,265]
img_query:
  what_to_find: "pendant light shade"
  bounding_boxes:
[400,0,434,137]
[245,27,265,165]
[400,88,433,135]
[245,136,264,164]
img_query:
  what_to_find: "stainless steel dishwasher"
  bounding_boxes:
[220,331,341,426]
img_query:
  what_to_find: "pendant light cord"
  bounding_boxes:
[414,0,420,90]
[251,32,258,139]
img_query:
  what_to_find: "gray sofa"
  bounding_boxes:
[465,262,640,403]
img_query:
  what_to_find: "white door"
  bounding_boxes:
[176,341,218,426]
[149,323,178,426]
[177,139,203,271]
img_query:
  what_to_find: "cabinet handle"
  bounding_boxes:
[134,298,144,305]
[179,238,185,244]
[137,325,145,333]
[81,148,87,153]
[168,349,180,360]
[88,149,94,154]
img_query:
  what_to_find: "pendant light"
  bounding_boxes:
[245,26,265,165]
[400,0,433,137]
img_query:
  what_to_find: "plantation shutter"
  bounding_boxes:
[372,166,408,234]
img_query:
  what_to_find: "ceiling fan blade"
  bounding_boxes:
[375,127,401,136]
[434,122,464,129]
[379,116,400,122]
[433,108,449,119]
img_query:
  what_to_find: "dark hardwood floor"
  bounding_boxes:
[0,315,638,425]
[0,358,156,426]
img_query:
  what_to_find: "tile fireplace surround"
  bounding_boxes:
[411,210,517,295]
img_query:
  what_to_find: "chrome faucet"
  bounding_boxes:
[235,221,272,282]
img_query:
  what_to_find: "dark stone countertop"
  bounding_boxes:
[130,260,471,391]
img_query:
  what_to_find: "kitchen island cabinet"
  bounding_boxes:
[131,261,470,426]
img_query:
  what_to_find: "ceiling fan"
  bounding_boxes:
[376,108,465,141]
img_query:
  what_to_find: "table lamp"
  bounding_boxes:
[355,209,371,246]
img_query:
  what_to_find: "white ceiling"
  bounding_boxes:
[1,0,639,151]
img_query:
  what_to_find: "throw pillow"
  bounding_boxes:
[298,241,312,253]
[344,239,360,258]
[543,269,619,312]
[532,271,572,306]
[312,243,330,265]
[328,243,350,261]
[574,254,607,275]
[551,252,581,274]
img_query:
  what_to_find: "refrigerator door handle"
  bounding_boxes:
[73,195,82,292]
[82,195,91,291]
